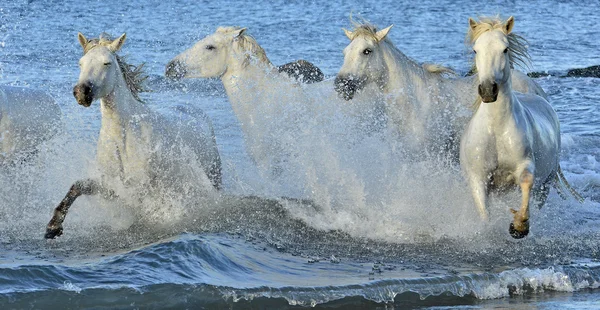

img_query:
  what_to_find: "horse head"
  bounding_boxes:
[73,33,127,107]
[468,16,530,104]
[470,17,514,103]
[166,27,267,80]
[334,24,393,100]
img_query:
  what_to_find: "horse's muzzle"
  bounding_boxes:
[334,75,366,101]
[165,60,187,80]
[478,81,498,103]
[73,82,94,107]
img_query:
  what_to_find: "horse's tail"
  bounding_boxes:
[554,165,585,203]
[423,63,456,75]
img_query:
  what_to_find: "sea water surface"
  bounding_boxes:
[1,0,600,308]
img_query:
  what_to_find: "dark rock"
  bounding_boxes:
[277,59,324,84]
[565,65,600,78]
[527,71,551,78]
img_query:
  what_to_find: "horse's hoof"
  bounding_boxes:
[45,226,63,239]
[509,223,529,239]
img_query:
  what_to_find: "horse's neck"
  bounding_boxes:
[223,61,265,92]
[221,60,281,116]
[226,52,274,77]
[99,77,149,140]
[384,44,477,104]
[383,43,429,94]
[477,81,518,129]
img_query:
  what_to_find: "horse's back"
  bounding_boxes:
[516,92,561,180]
[511,70,548,100]
[165,104,222,188]
[515,92,559,133]
[169,104,216,142]
[0,86,61,162]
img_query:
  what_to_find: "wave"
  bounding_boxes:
[1,234,599,308]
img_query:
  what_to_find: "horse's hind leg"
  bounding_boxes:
[533,179,551,209]
[45,178,114,239]
[509,169,534,239]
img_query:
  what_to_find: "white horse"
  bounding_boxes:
[1,86,61,164]
[334,21,547,159]
[460,16,582,239]
[45,33,222,239]
[165,27,339,174]
[166,36,324,84]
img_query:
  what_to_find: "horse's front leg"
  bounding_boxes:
[466,172,489,221]
[509,169,534,239]
[45,178,114,239]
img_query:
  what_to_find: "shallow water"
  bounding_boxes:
[1,0,600,308]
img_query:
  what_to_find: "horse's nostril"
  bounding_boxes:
[492,82,498,94]
[165,60,186,79]
[73,83,94,107]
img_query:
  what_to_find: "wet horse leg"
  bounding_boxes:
[466,173,489,221]
[509,170,534,239]
[45,178,115,239]
[533,183,550,209]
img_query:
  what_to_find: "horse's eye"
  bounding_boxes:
[103,62,111,66]
[473,49,477,54]
[503,48,508,54]
[363,48,372,55]
[206,45,216,51]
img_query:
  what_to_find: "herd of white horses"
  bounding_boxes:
[0,16,583,240]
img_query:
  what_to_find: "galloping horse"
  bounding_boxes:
[334,21,547,159]
[166,37,324,84]
[45,33,222,239]
[165,27,338,174]
[1,86,61,164]
[460,16,582,239]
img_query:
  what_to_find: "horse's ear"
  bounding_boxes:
[343,28,353,40]
[504,16,514,34]
[78,32,88,50]
[234,28,247,40]
[375,25,393,42]
[108,33,127,52]
[468,18,478,31]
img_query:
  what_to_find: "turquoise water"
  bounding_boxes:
[1,0,599,308]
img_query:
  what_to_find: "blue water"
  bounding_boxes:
[1,0,600,308]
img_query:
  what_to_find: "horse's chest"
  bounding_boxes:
[98,122,153,180]
[494,127,527,163]
[489,132,527,186]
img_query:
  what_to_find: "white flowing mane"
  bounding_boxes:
[216,26,271,67]
[83,33,148,102]
[346,22,380,41]
[467,16,532,72]
[467,16,532,110]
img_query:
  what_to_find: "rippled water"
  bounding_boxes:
[1,0,600,308]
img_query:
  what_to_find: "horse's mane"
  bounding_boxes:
[348,24,379,41]
[347,17,385,42]
[466,16,532,72]
[467,16,532,110]
[348,18,455,76]
[83,33,148,103]
[216,26,271,67]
